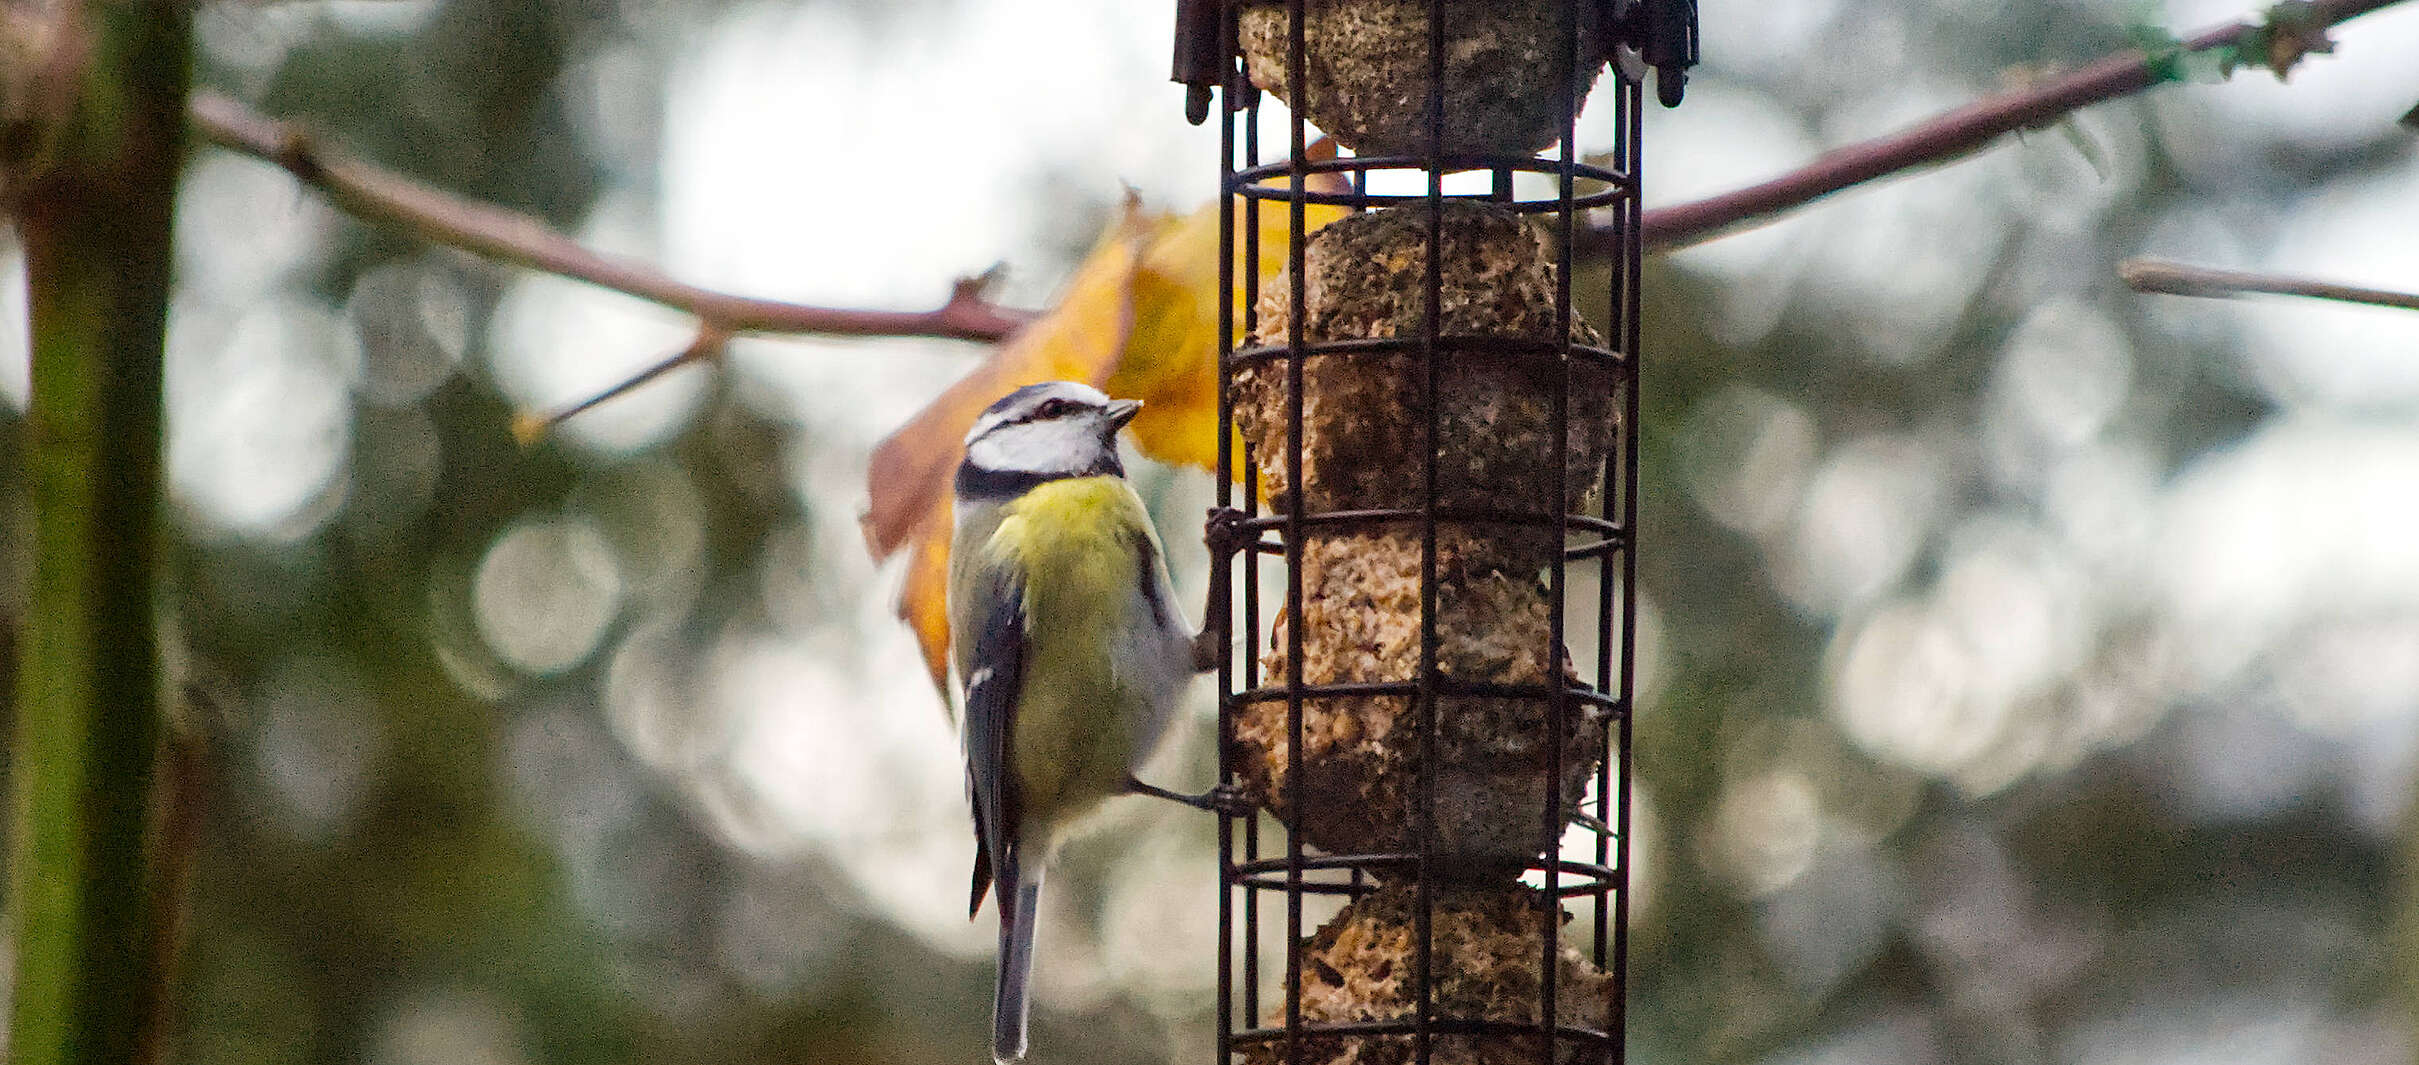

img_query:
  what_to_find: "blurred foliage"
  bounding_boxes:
[2,0,2416,1063]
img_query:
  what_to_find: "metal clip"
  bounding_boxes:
[1643,0,1700,107]
[1172,0,1226,125]
[1602,0,1699,107]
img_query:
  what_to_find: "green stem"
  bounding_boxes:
[6,5,191,1065]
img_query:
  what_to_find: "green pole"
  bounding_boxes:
[7,4,191,1064]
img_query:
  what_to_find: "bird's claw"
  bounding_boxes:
[1195,507,1251,674]
[1203,507,1249,558]
[1128,776,1260,818]
[1199,783,1259,818]
[1570,808,1615,836]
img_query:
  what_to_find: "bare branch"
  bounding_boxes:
[2121,258,2419,312]
[512,324,734,444]
[175,0,2413,362]
[186,91,1035,343]
[1606,0,2412,252]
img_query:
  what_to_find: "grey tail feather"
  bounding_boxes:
[970,845,993,919]
[992,875,1043,1065]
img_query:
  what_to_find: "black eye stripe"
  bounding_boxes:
[1006,399,1078,425]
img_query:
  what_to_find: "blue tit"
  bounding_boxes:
[948,380,1201,1064]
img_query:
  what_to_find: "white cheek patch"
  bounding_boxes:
[966,420,1101,477]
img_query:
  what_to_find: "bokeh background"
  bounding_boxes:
[7,0,2419,1062]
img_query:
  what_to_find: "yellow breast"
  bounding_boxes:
[985,476,1162,831]
[995,476,1151,587]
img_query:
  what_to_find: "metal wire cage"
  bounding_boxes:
[1177,1,1693,1062]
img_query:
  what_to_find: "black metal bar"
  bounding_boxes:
[1215,2,1240,1056]
[1540,0,1583,1059]
[1230,873,1633,901]
[1230,527,1631,564]
[1232,179,1630,214]
[1230,679,1623,714]
[1236,535,1631,563]
[1591,161,1621,979]
[1283,3,1309,1063]
[1232,1017,1622,1045]
[1224,334,1629,371]
[1240,50,1266,1041]
[1225,507,1624,536]
[1233,854,1625,888]
[1415,0,1446,1060]
[1610,52,1647,1065]
[1232,154,1633,186]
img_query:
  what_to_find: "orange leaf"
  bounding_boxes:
[865,202,1149,689]
[894,514,958,698]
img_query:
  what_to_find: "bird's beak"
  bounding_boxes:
[1106,398,1143,428]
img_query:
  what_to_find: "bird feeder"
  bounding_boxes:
[1176,0,1695,1061]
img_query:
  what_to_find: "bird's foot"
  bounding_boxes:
[1127,776,1258,818]
[1203,506,1250,559]
[1192,507,1252,674]
[1570,808,1616,836]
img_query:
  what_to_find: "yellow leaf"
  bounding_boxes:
[1113,188,1349,472]
[866,185,1342,692]
[1109,207,1224,470]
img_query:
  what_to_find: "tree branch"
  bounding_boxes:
[1609,0,2411,252]
[186,91,1035,343]
[177,0,2411,363]
[2121,257,2419,311]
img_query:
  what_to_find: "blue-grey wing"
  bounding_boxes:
[962,570,1025,920]
[1130,528,1180,635]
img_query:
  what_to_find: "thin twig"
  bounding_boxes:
[133,708,213,1065]
[2120,258,2419,312]
[512,323,734,443]
[1609,0,2409,252]
[186,91,1035,343]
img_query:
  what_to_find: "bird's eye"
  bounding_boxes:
[1035,399,1070,418]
